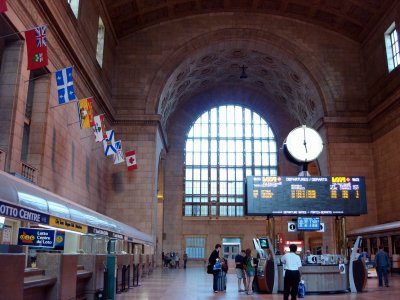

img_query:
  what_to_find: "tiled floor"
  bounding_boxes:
[116,267,400,300]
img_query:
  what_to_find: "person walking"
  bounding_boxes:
[183,252,188,269]
[235,250,246,292]
[374,245,390,287]
[208,243,222,293]
[281,244,302,300]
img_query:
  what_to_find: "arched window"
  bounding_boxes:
[184,105,278,217]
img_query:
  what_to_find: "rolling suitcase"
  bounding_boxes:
[216,271,226,291]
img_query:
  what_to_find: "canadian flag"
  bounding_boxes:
[125,150,138,171]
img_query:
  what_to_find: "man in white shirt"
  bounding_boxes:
[281,244,302,300]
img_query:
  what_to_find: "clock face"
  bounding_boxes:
[285,125,323,162]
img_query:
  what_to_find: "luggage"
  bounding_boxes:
[298,280,306,298]
[216,271,226,291]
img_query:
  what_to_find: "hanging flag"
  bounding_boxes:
[103,130,117,156]
[125,150,138,171]
[77,97,95,128]
[55,66,76,104]
[113,141,124,165]
[25,25,48,70]
[93,114,107,142]
[0,0,7,13]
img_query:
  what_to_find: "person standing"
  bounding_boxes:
[374,245,390,287]
[208,243,222,293]
[183,252,188,269]
[281,244,302,300]
[244,248,257,295]
[235,250,246,292]
[303,250,311,264]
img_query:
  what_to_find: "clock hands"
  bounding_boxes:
[303,125,308,153]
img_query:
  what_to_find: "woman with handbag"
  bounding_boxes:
[208,243,222,293]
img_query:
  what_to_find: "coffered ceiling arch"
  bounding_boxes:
[146,28,335,132]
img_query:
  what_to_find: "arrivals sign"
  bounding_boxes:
[17,228,55,248]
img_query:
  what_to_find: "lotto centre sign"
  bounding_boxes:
[17,228,56,248]
[0,200,49,224]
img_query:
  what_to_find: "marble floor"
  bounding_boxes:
[115,267,400,300]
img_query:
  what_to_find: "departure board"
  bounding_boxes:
[245,176,367,216]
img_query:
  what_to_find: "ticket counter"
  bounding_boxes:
[277,264,349,293]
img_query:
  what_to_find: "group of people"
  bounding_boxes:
[208,243,392,298]
[208,244,258,295]
[234,248,258,295]
[162,251,189,269]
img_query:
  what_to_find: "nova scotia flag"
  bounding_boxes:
[103,130,117,156]
[55,66,76,104]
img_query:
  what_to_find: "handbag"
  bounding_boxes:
[207,263,213,274]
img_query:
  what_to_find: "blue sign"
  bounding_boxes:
[0,201,49,224]
[297,217,320,231]
[17,228,55,248]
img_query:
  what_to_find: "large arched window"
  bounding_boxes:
[184,105,278,217]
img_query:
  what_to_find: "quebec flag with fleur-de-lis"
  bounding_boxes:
[55,66,76,104]
[103,130,117,156]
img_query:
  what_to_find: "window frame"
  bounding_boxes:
[96,17,105,67]
[67,0,80,18]
[385,22,400,72]
[183,105,278,217]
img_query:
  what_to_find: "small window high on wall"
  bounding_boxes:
[67,0,80,18]
[385,22,400,72]
[96,17,105,67]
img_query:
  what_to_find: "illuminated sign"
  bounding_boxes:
[0,201,49,224]
[17,228,55,248]
[49,216,87,234]
[246,176,367,216]
[297,217,320,231]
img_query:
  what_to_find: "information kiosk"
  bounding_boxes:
[252,237,278,293]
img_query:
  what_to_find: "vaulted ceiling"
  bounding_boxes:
[104,0,394,41]
[105,0,394,131]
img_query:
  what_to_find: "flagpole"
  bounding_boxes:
[24,64,75,83]
[24,73,51,82]
[67,121,80,126]
[0,24,48,40]
[80,135,94,140]
[49,99,78,109]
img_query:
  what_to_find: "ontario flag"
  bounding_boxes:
[125,150,138,171]
[77,97,95,129]
[93,114,107,142]
[25,25,48,70]
[0,0,7,13]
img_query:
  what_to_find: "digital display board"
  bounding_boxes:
[246,176,367,216]
[297,217,320,231]
[259,238,269,249]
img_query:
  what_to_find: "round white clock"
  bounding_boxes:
[284,125,324,163]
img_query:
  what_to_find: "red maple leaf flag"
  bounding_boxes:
[125,150,138,171]
[0,0,7,13]
[25,25,48,70]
